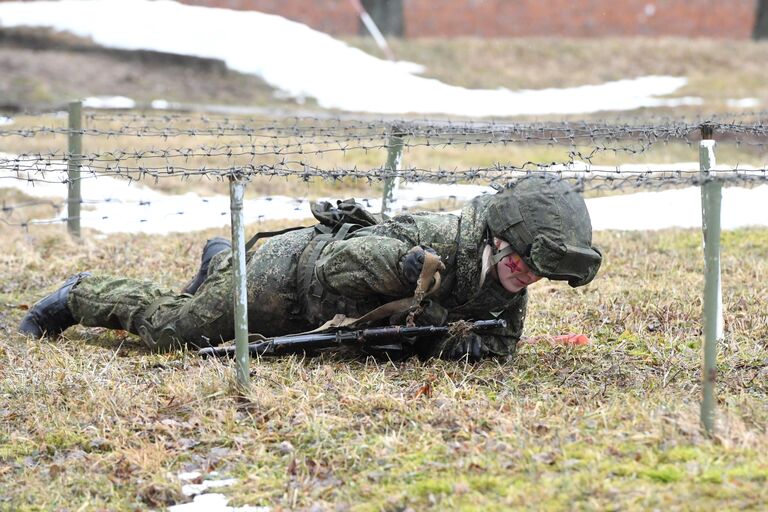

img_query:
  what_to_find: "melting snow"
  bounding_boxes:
[82,96,136,109]
[725,98,760,109]
[587,185,768,230]
[181,478,238,497]
[0,162,491,233]
[172,471,270,512]
[169,493,270,512]
[1,156,767,233]
[0,0,697,116]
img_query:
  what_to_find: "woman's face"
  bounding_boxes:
[494,239,542,293]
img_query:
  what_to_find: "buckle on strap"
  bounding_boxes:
[490,244,516,265]
[299,222,362,302]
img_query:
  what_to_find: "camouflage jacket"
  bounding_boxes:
[301,195,527,358]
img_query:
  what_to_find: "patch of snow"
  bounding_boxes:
[2,153,766,233]
[0,116,12,126]
[82,96,136,109]
[0,0,697,116]
[586,185,768,231]
[182,478,238,497]
[151,99,174,109]
[726,98,760,109]
[0,154,494,234]
[171,472,269,512]
[169,493,270,512]
[178,471,202,481]
[649,96,703,108]
[392,60,426,74]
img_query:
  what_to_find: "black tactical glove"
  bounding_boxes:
[402,245,439,284]
[445,333,489,362]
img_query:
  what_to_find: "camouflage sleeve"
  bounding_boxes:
[476,292,527,358]
[423,291,528,360]
[314,236,413,299]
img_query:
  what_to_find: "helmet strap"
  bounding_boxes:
[484,228,517,266]
[491,245,516,265]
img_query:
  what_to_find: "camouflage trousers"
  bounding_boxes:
[67,228,316,351]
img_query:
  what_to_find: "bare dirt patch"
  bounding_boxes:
[0,27,295,111]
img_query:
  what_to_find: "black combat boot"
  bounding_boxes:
[181,237,231,295]
[19,272,91,338]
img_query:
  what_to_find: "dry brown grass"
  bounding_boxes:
[347,37,768,111]
[1,201,767,510]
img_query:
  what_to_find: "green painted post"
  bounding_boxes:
[67,100,82,237]
[229,176,250,391]
[381,128,404,216]
[699,124,722,435]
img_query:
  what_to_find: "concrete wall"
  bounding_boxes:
[179,0,758,39]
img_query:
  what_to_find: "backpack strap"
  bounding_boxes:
[297,249,445,335]
[244,225,311,253]
[298,223,361,307]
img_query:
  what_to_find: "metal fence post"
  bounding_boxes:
[699,124,722,435]
[381,127,404,216]
[229,176,250,391]
[67,100,82,237]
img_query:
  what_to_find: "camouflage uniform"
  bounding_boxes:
[22,175,601,359]
[67,193,527,358]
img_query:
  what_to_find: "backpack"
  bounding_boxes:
[245,198,381,253]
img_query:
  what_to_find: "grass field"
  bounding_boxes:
[1,214,767,510]
[2,32,768,511]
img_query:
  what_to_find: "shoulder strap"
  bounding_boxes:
[296,250,445,335]
[245,225,311,253]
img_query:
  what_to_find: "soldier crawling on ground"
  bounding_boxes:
[19,176,602,361]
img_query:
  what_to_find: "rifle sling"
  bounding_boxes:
[287,249,445,337]
[244,225,311,253]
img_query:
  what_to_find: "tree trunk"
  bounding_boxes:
[755,0,768,39]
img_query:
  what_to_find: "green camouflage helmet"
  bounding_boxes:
[486,175,602,287]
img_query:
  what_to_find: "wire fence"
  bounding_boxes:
[4,120,768,159]
[2,110,768,210]
[4,105,765,431]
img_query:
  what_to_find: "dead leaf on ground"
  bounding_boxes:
[48,464,64,478]
[109,457,137,483]
[412,382,432,399]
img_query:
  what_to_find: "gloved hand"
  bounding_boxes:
[402,245,439,284]
[445,333,489,362]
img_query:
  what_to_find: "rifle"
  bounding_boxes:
[197,319,507,358]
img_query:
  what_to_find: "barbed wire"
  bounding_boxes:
[0,161,768,191]
[4,114,768,137]
[2,170,764,231]
[1,112,767,232]
[2,115,767,178]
